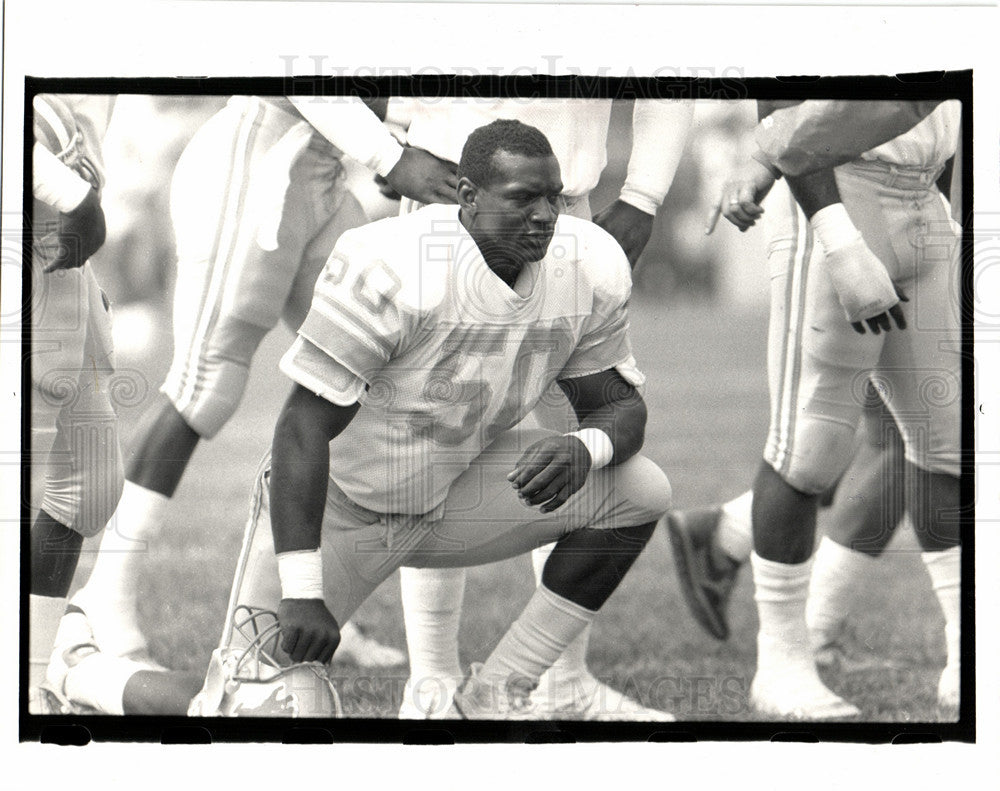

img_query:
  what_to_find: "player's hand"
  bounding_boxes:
[384,146,459,205]
[38,187,106,273]
[277,598,341,664]
[705,159,777,234]
[851,286,909,335]
[507,435,592,514]
[822,237,906,334]
[592,200,655,269]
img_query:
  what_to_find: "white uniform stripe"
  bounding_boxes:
[34,97,73,155]
[774,194,813,474]
[177,98,264,411]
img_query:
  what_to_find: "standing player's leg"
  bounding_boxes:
[849,166,963,717]
[806,394,907,665]
[747,183,885,719]
[30,265,125,710]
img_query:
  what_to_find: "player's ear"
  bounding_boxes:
[457,177,478,213]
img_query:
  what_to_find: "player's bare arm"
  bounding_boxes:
[592,200,654,268]
[599,99,693,264]
[384,146,459,205]
[509,369,647,514]
[33,144,107,272]
[269,385,361,664]
[786,168,908,335]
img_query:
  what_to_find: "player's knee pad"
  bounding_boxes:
[766,423,856,497]
[162,356,253,439]
[162,319,267,439]
[41,447,124,538]
[611,454,673,523]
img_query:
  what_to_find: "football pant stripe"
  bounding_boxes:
[33,95,74,157]
[176,98,265,414]
[172,102,250,405]
[774,192,813,477]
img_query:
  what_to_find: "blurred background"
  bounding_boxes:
[90,96,769,357]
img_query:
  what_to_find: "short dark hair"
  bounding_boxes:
[457,119,555,188]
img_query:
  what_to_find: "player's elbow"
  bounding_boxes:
[610,394,648,465]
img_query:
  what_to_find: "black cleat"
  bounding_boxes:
[665,508,742,641]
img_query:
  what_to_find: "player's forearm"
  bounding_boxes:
[755,100,944,177]
[578,395,648,467]
[620,99,694,214]
[33,144,92,213]
[288,95,404,177]
[785,168,841,219]
[269,388,359,554]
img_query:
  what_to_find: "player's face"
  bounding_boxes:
[470,151,563,264]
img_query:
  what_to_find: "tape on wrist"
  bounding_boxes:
[565,428,614,470]
[277,549,324,600]
[810,203,863,253]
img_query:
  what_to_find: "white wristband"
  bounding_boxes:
[810,203,863,253]
[565,428,614,470]
[277,549,324,600]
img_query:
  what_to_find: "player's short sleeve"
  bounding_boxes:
[558,224,646,388]
[279,336,366,406]
[293,228,412,385]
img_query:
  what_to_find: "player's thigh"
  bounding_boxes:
[401,429,670,568]
[36,270,123,535]
[282,189,368,332]
[762,184,884,493]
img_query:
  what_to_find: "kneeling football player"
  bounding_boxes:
[197,118,675,718]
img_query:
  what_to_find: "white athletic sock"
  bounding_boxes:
[400,566,466,684]
[479,585,596,689]
[923,547,961,674]
[29,594,67,689]
[806,536,878,645]
[64,653,147,715]
[76,481,169,604]
[751,552,815,675]
[71,481,169,656]
[718,491,754,563]
[531,544,592,681]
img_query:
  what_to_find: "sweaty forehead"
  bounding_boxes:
[489,150,562,189]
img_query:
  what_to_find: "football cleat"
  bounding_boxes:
[188,605,342,718]
[937,662,959,721]
[398,675,461,720]
[531,671,675,722]
[665,507,742,641]
[453,663,540,720]
[334,621,406,668]
[750,669,860,720]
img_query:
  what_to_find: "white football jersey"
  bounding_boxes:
[280,204,642,515]
[862,99,961,170]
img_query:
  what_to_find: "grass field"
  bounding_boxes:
[72,291,950,722]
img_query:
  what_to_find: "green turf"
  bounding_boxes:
[74,293,950,721]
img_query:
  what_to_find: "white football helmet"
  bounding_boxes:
[188,605,343,718]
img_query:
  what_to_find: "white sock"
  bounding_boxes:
[806,535,878,645]
[718,491,754,563]
[751,552,815,675]
[29,594,66,689]
[922,546,961,673]
[64,653,147,715]
[531,544,591,680]
[75,481,169,606]
[73,481,170,620]
[480,585,596,688]
[400,566,466,685]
